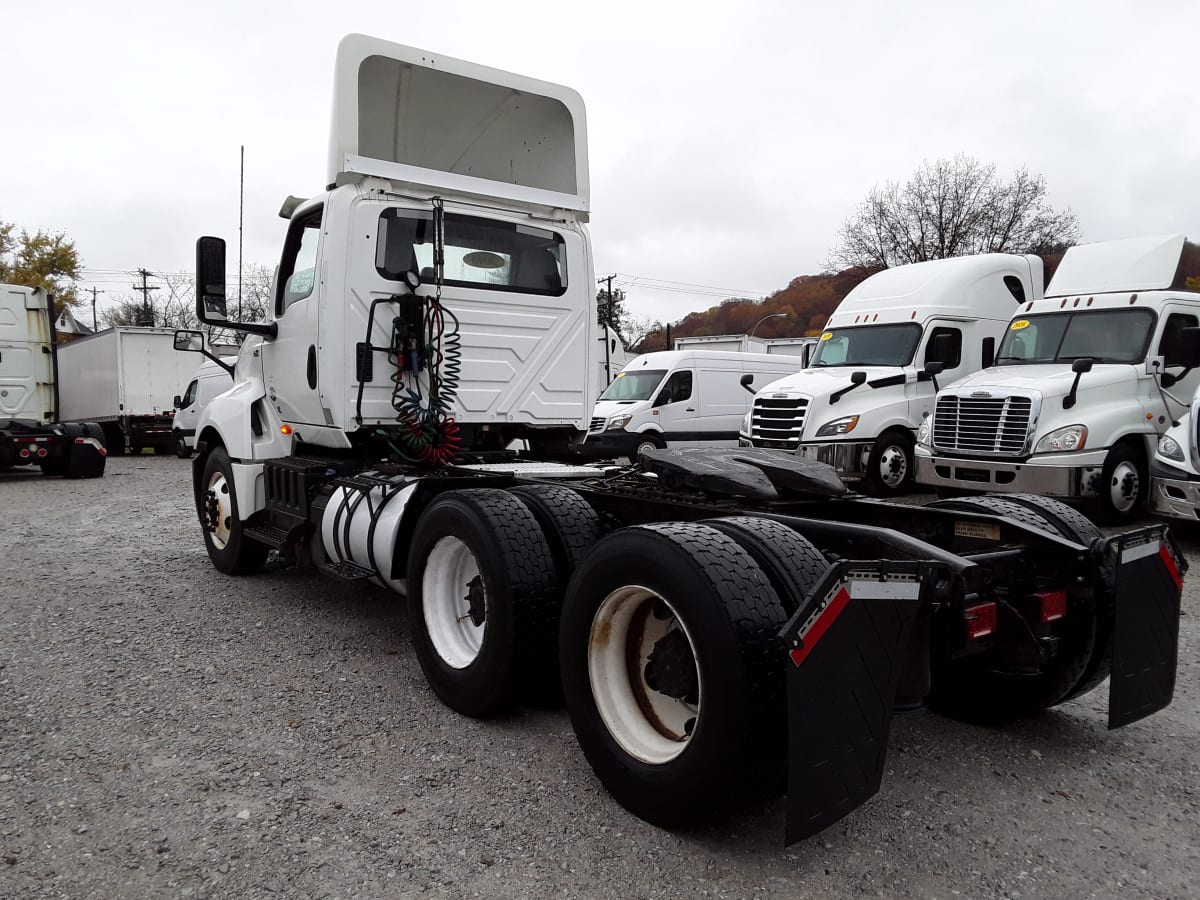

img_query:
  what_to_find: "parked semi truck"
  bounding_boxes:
[57,326,198,454]
[0,283,107,477]
[741,253,1039,495]
[181,35,1185,843]
[1150,384,1200,521]
[916,234,1200,522]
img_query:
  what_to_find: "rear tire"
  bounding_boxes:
[702,516,829,615]
[862,429,915,497]
[926,494,1102,722]
[407,489,557,718]
[559,522,788,828]
[198,446,269,575]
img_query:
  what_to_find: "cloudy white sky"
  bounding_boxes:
[4,0,1198,325]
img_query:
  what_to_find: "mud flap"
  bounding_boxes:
[1107,528,1185,729]
[781,561,929,845]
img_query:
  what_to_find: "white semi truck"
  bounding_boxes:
[57,326,199,454]
[1150,386,1200,522]
[180,34,1186,844]
[916,235,1200,522]
[740,254,1041,495]
[0,283,107,477]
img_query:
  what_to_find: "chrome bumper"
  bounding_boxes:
[796,442,873,480]
[1151,476,1200,521]
[915,452,1101,497]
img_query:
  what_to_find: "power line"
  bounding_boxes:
[132,269,159,326]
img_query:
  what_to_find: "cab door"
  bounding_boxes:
[260,205,328,427]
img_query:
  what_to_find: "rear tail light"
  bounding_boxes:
[36,448,47,458]
[1035,590,1067,623]
[18,449,29,459]
[964,602,997,640]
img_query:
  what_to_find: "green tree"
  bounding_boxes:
[0,218,83,307]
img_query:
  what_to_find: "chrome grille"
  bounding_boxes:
[750,396,808,450]
[932,394,1033,456]
[588,416,606,434]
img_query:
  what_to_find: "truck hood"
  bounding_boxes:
[756,365,905,398]
[948,364,1136,400]
[592,399,648,420]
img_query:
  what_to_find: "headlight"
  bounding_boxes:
[740,410,752,434]
[815,415,860,438]
[605,414,633,431]
[1034,425,1087,453]
[917,417,931,446]
[1158,434,1185,462]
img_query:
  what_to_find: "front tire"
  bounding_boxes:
[175,430,193,459]
[198,446,269,575]
[1096,443,1146,523]
[407,489,557,718]
[559,522,788,828]
[862,429,915,496]
[634,433,665,460]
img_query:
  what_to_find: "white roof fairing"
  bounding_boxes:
[327,35,590,213]
[1045,234,1185,297]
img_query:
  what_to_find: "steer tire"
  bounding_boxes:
[861,429,916,497]
[175,430,193,459]
[559,522,788,828]
[1096,443,1147,524]
[925,495,1101,723]
[703,516,829,615]
[407,489,558,719]
[198,447,269,575]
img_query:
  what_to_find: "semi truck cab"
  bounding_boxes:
[916,234,1200,521]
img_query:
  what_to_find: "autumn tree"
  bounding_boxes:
[0,218,83,307]
[830,155,1081,269]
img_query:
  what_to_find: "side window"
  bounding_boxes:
[982,336,996,369]
[1158,313,1199,367]
[654,370,693,407]
[924,327,962,369]
[276,207,324,314]
[181,380,198,407]
[1003,275,1026,304]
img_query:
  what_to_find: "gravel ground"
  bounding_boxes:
[1,456,1197,899]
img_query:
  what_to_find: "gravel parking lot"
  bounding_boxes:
[1,456,1197,899]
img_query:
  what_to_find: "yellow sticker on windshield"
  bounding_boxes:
[820,331,834,341]
[1010,319,1030,330]
[615,371,626,377]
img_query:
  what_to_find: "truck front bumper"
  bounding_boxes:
[1150,462,1200,521]
[795,441,872,481]
[914,447,1104,497]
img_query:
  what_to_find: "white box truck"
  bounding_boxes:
[740,253,1042,495]
[0,283,107,477]
[57,326,199,454]
[582,349,805,457]
[674,333,766,353]
[174,34,1184,845]
[915,234,1200,522]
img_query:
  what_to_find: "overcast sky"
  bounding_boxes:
[5,0,1198,325]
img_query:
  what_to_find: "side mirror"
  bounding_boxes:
[196,237,228,323]
[850,370,868,385]
[173,395,182,409]
[174,329,205,353]
[739,373,755,395]
[1178,327,1200,368]
[929,333,955,366]
[924,361,945,376]
[1071,357,1094,374]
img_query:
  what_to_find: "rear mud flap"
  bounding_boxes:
[781,561,929,845]
[1107,528,1185,729]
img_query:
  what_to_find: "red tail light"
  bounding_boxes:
[1035,590,1067,623]
[964,602,997,640]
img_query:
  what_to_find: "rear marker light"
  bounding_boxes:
[1035,590,1067,623]
[964,602,997,640]
[280,424,293,435]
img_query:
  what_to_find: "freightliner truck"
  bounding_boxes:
[0,283,107,477]
[180,35,1186,843]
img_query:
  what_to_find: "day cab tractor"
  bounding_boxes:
[180,35,1185,844]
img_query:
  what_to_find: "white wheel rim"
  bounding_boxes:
[204,470,233,549]
[588,586,701,765]
[878,444,908,487]
[422,536,486,669]
[1109,461,1140,513]
[637,441,658,456]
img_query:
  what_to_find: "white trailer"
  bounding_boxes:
[0,283,107,477]
[763,336,817,365]
[176,34,1184,845]
[57,326,198,454]
[673,333,766,353]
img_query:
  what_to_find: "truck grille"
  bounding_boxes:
[933,394,1034,456]
[588,416,605,434]
[750,396,808,450]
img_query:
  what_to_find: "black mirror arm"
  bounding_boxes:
[916,370,940,392]
[830,379,865,405]
[201,349,235,376]
[1063,371,1084,410]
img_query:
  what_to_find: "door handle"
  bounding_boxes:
[306,345,317,389]
[685,407,695,412]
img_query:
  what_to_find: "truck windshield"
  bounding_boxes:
[599,370,667,402]
[810,323,922,367]
[995,309,1156,365]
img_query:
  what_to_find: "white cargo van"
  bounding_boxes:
[584,349,803,457]
[740,253,1042,495]
[172,359,235,458]
[916,234,1200,522]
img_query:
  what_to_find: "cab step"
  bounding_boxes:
[320,559,375,583]
[244,523,304,550]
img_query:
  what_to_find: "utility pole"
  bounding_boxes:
[238,144,244,321]
[597,274,616,328]
[132,269,159,327]
[84,287,105,331]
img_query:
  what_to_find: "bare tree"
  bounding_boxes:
[830,155,1081,269]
